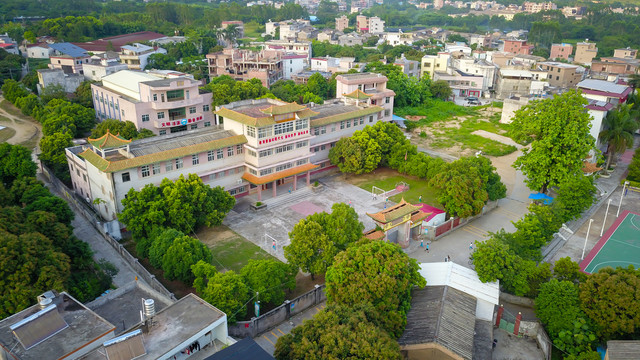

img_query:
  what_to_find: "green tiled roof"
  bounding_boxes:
[296,108,319,119]
[79,134,247,173]
[88,131,131,150]
[344,89,373,100]
[215,107,274,127]
[310,106,383,127]
[367,198,422,224]
[260,102,307,115]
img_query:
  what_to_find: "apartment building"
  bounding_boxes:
[48,43,90,74]
[335,15,349,31]
[470,34,491,48]
[206,48,283,87]
[91,70,214,135]
[394,54,420,79]
[495,68,549,99]
[523,1,557,13]
[283,54,308,79]
[577,79,632,105]
[83,57,129,81]
[421,53,451,79]
[613,47,638,59]
[119,43,167,70]
[356,15,369,32]
[335,72,395,122]
[279,20,317,42]
[434,70,485,98]
[369,17,385,34]
[502,39,534,55]
[574,40,598,65]
[550,43,573,61]
[591,57,640,79]
[451,56,498,92]
[262,40,312,61]
[384,32,415,46]
[537,61,583,89]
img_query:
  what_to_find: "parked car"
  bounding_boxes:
[467,97,481,105]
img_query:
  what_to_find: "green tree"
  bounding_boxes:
[503,204,559,261]
[40,84,66,104]
[148,227,184,268]
[472,237,533,296]
[0,143,37,186]
[14,94,43,117]
[90,119,141,140]
[274,304,402,360]
[554,175,597,222]
[1,79,29,103]
[161,235,212,283]
[598,104,638,170]
[579,266,640,339]
[146,53,177,70]
[511,91,595,193]
[39,132,74,183]
[535,279,584,339]
[306,72,330,99]
[430,80,452,100]
[42,114,77,136]
[328,132,382,175]
[241,259,297,305]
[120,185,166,240]
[556,318,597,356]
[457,155,507,201]
[320,202,364,251]
[325,241,426,337]
[24,195,75,226]
[0,230,71,320]
[191,260,217,293]
[429,159,488,218]
[553,257,586,284]
[73,81,95,108]
[198,270,250,323]
[285,218,337,279]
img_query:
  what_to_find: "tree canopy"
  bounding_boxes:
[192,262,250,323]
[429,159,488,218]
[240,259,297,305]
[0,143,37,187]
[161,235,212,283]
[90,119,155,140]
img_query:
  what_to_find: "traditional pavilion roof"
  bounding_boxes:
[241,163,318,185]
[343,89,373,100]
[309,105,383,127]
[363,229,385,240]
[411,211,432,226]
[87,131,131,150]
[259,102,307,115]
[79,134,247,173]
[366,198,423,224]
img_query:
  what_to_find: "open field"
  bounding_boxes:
[0,126,17,143]
[243,21,265,38]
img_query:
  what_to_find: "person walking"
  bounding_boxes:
[447,255,451,262]
[418,195,422,203]
[425,243,430,253]
[469,242,473,251]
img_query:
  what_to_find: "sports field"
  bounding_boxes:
[580,210,640,274]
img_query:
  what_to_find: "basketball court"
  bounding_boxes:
[580,210,640,274]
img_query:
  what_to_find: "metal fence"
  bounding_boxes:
[40,165,176,301]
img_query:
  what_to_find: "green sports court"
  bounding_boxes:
[580,210,640,274]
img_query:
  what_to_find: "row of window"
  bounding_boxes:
[141,105,209,123]
[246,119,308,139]
[251,158,309,177]
[248,140,308,158]
[311,142,336,152]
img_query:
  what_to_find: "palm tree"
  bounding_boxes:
[627,74,640,93]
[222,24,240,48]
[599,104,639,170]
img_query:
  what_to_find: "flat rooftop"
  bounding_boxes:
[309,103,363,120]
[224,98,288,119]
[128,127,237,157]
[0,293,115,360]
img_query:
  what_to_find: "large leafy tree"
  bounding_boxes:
[511,91,595,193]
[274,304,402,360]
[90,119,150,140]
[161,235,212,283]
[472,237,535,296]
[148,227,185,268]
[306,72,330,99]
[197,269,250,323]
[39,132,73,183]
[0,143,37,186]
[329,132,382,175]
[320,202,364,251]
[119,185,166,239]
[579,266,640,339]
[598,104,638,170]
[457,155,507,201]
[0,230,71,319]
[501,204,560,261]
[73,80,94,108]
[24,195,75,226]
[285,218,337,280]
[241,259,297,305]
[553,174,597,222]
[535,279,585,339]
[325,241,426,337]
[429,159,488,218]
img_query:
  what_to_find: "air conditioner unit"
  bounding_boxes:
[236,179,243,184]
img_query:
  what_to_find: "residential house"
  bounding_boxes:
[537,61,584,89]
[613,47,637,59]
[394,54,421,78]
[335,72,395,122]
[283,54,308,79]
[585,100,614,152]
[434,69,485,98]
[574,40,598,66]
[73,31,167,54]
[495,68,548,99]
[48,43,90,74]
[262,40,312,61]
[561,6,586,18]
[369,17,385,34]
[523,1,557,13]
[445,43,472,56]
[82,56,129,82]
[577,79,632,105]
[0,33,18,55]
[384,32,415,46]
[605,341,640,360]
[510,54,546,68]
[488,51,515,67]
[470,34,491,48]
[291,70,333,85]
[502,39,534,55]
[335,15,349,31]
[356,15,369,32]
[279,20,316,42]
[265,21,280,37]
[338,33,366,46]
[206,48,283,87]
[591,57,640,80]
[311,56,359,74]
[451,56,498,93]
[91,70,214,135]
[25,43,54,59]
[421,53,451,79]
[36,68,84,94]
[119,43,167,71]
[550,43,573,61]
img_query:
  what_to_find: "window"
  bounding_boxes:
[161,94,165,102]
[203,104,210,112]
[122,110,125,116]
[295,119,308,130]
[276,144,294,154]
[369,115,374,123]
[141,165,150,177]
[274,121,294,135]
[236,145,243,154]
[229,186,245,196]
[227,147,234,157]
[142,114,150,122]
[166,160,173,171]
[346,120,351,128]
[176,158,183,169]
[153,164,160,175]
[166,89,184,101]
[320,145,326,151]
[189,106,196,114]
[296,140,308,148]
[153,94,158,101]
[314,127,320,135]
[385,96,390,104]
[259,149,273,157]
[186,90,190,99]
[122,172,130,182]
[249,168,258,175]
[247,126,256,138]
[204,122,211,127]
[359,117,364,125]
[258,127,273,139]
[260,168,273,176]
[296,158,308,166]
[169,108,186,120]
[248,149,257,157]
[160,130,166,135]
[340,121,345,129]
[191,124,197,130]
[331,124,336,132]
[157,112,165,119]
[192,154,199,165]
[321,126,326,134]
[275,162,293,172]
[217,149,224,159]
[385,109,390,117]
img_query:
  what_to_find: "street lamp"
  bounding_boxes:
[600,199,612,237]
[582,219,594,261]
[617,181,629,217]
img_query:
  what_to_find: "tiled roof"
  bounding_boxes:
[88,131,131,150]
[259,102,307,115]
[295,108,319,118]
[310,105,383,127]
[241,163,318,185]
[363,229,385,240]
[411,211,432,226]
[343,89,373,100]
[80,135,247,173]
[366,198,422,224]
[215,107,274,127]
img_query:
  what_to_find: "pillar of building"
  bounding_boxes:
[272,181,277,198]
[257,186,262,201]
[495,305,504,327]
[293,174,297,191]
[306,172,310,185]
[514,312,522,335]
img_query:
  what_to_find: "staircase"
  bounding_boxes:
[263,186,314,208]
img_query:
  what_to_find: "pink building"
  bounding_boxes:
[502,39,534,55]
[550,43,573,61]
[335,73,395,122]
[91,70,214,135]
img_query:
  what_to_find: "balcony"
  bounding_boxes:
[150,96,202,110]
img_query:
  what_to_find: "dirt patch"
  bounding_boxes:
[341,167,404,187]
[197,225,241,244]
[0,96,42,149]
[405,115,425,121]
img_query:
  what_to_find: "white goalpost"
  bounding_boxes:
[372,186,387,200]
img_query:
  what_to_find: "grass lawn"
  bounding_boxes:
[243,21,265,38]
[396,100,478,125]
[0,127,16,143]
[345,168,441,207]
[197,225,276,273]
[0,100,28,119]
[430,116,517,156]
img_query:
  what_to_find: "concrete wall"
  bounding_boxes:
[500,96,530,124]
[519,321,552,360]
[228,284,326,338]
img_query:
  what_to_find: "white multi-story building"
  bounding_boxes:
[283,54,308,79]
[451,56,498,93]
[119,43,167,70]
[91,70,214,135]
[83,57,129,81]
[369,17,385,34]
[68,73,395,221]
[262,40,312,61]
